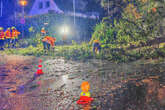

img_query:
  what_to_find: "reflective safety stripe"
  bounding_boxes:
[80,92,90,97]
[12,30,20,39]
[5,31,11,38]
[42,36,56,47]
[0,31,5,40]
[6,36,10,39]
[94,40,99,43]
[41,30,46,33]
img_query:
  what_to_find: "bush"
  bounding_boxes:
[55,43,93,61]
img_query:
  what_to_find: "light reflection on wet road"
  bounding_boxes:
[0,54,152,110]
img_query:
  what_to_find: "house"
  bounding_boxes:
[28,0,99,19]
[29,0,63,16]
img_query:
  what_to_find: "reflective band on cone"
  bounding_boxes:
[36,64,43,75]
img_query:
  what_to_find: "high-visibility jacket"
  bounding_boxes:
[0,31,5,40]
[5,30,11,39]
[41,29,46,34]
[80,92,91,97]
[93,40,100,44]
[11,30,20,39]
[42,36,56,47]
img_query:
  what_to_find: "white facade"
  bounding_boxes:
[28,0,99,19]
[66,11,99,19]
[29,0,63,16]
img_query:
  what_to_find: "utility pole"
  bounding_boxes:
[22,6,24,38]
[0,0,3,17]
[73,0,75,25]
[14,12,16,25]
[14,1,16,26]
[108,0,109,15]
[19,0,28,38]
[73,0,76,39]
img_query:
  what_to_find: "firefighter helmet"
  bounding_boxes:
[0,27,3,30]
[11,27,16,29]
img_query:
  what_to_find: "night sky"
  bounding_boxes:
[0,0,16,18]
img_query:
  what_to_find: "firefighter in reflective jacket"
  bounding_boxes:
[11,27,20,48]
[41,27,46,38]
[42,36,56,50]
[5,28,11,48]
[93,40,101,54]
[0,27,5,50]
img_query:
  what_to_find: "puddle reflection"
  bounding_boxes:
[62,75,68,83]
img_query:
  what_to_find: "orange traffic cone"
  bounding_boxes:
[36,59,44,75]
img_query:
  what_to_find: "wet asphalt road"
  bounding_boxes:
[1,54,161,110]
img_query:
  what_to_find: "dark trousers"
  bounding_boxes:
[43,42,50,50]
[0,40,4,50]
[14,39,18,47]
[93,42,101,53]
[5,39,11,48]
[11,39,15,48]
[11,39,18,48]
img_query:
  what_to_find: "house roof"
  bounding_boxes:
[24,0,70,14]
[28,0,63,16]
[16,0,103,19]
[25,0,103,14]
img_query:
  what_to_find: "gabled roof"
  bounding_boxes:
[28,0,63,16]
[21,0,101,20]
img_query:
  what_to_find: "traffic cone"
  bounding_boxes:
[36,59,44,75]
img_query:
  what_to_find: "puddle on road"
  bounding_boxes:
[62,75,68,84]
[0,73,8,76]
[0,73,8,81]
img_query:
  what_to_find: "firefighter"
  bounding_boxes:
[4,28,11,48]
[42,36,56,50]
[41,27,46,38]
[93,40,101,54]
[0,27,5,50]
[11,27,20,48]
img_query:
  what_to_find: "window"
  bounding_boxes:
[46,1,50,8]
[39,2,43,9]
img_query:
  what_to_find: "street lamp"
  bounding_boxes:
[19,0,28,6]
[108,0,109,15]
[73,0,75,25]
[0,0,3,17]
[19,0,28,38]
[60,25,70,35]
[59,25,70,44]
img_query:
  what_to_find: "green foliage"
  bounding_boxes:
[28,26,35,33]
[4,43,93,61]
[11,45,44,56]
[4,42,165,63]
[90,21,116,45]
[55,43,93,61]
[72,40,77,45]
[17,32,43,48]
[92,0,165,45]
[89,0,165,63]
